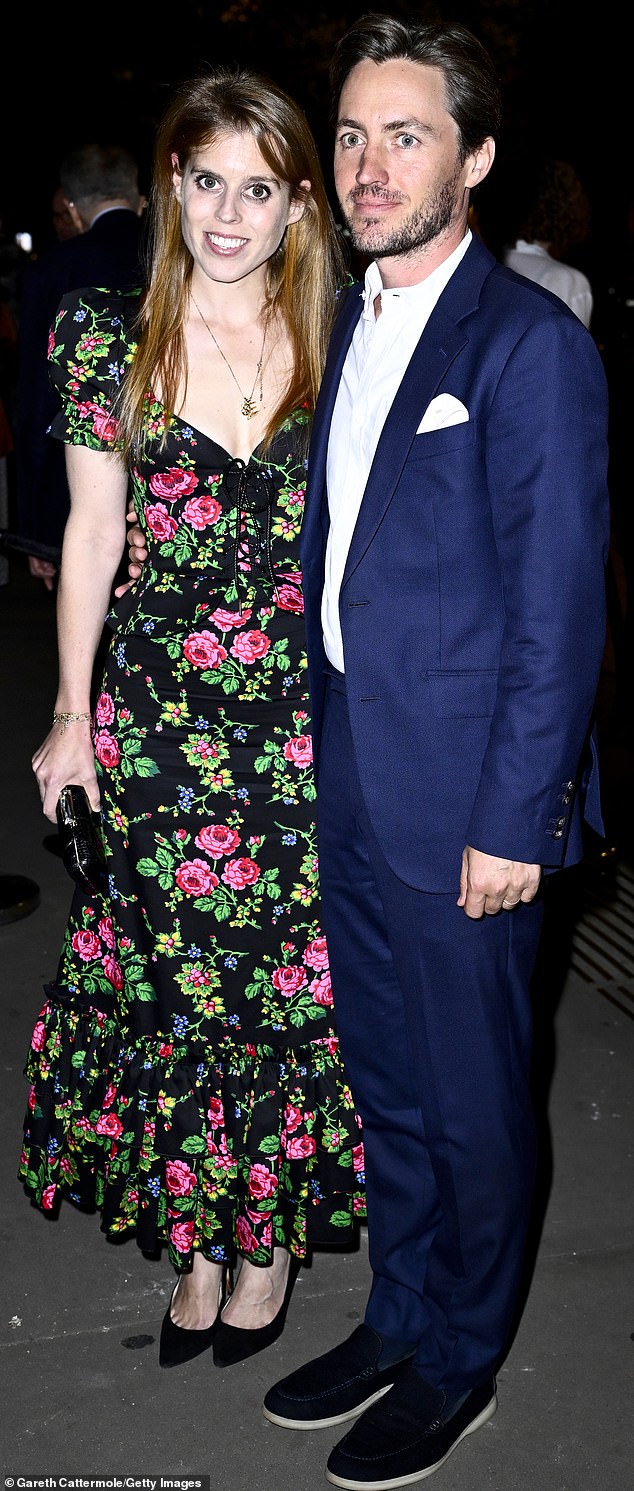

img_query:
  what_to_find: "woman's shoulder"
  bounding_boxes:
[54,285,142,339]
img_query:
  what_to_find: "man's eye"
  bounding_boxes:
[397,134,417,148]
[340,133,363,149]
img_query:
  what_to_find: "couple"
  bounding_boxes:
[21,11,609,1490]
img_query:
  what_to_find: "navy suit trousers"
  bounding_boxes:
[316,671,545,1392]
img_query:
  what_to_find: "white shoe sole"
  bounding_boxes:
[263,1381,394,1431]
[325,1393,497,1488]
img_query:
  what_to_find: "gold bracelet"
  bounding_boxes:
[53,710,92,734]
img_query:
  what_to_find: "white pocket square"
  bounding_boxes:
[416,394,469,434]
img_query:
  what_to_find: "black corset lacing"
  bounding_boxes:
[224,458,277,614]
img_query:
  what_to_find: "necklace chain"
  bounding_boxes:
[190,292,267,419]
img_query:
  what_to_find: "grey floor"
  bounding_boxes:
[1,556,633,1491]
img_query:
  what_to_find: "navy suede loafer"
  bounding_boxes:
[325,1368,497,1488]
[262,1324,415,1430]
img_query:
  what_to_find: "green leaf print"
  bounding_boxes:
[135,982,158,1002]
[135,757,160,778]
[180,1136,208,1155]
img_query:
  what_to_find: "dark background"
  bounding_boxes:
[2,0,631,300]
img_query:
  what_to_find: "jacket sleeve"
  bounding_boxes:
[466,310,610,866]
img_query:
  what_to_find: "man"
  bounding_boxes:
[13,143,146,588]
[260,14,610,1489]
[503,157,594,328]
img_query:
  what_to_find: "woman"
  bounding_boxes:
[19,65,364,1371]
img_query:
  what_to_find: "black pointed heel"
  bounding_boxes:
[159,1263,233,1369]
[212,1255,300,1369]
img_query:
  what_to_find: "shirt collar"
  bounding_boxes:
[361,229,472,320]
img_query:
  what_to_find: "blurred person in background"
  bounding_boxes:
[13,144,146,590]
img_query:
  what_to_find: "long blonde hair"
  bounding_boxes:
[116,66,347,458]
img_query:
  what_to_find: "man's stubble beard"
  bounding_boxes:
[344,169,462,259]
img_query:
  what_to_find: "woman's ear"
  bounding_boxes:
[287,179,311,226]
[171,153,183,201]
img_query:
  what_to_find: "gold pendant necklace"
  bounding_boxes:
[191,292,267,419]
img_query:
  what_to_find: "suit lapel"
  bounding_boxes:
[342,238,493,587]
[300,284,363,571]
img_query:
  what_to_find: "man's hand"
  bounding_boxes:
[458,846,541,919]
[113,505,147,598]
[28,554,58,591]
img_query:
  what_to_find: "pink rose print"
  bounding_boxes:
[230,629,271,664]
[303,936,329,971]
[95,1113,124,1139]
[207,1097,225,1127]
[95,692,115,726]
[170,1218,195,1254]
[182,494,222,529]
[283,1133,317,1159]
[165,1160,197,1196]
[71,929,101,961]
[145,502,179,542]
[42,1184,57,1211]
[149,469,198,501]
[222,858,261,890]
[353,1144,365,1172]
[210,607,252,630]
[283,735,313,768]
[283,1102,303,1134]
[31,1021,46,1052]
[236,1216,258,1254]
[310,971,333,1006]
[102,955,124,990]
[90,405,119,444]
[248,1164,279,1200]
[272,965,308,996]
[27,1085,36,1112]
[182,630,228,669]
[47,328,56,357]
[276,583,304,614]
[98,916,116,949]
[94,731,120,768]
[103,1082,117,1108]
[175,859,219,896]
[195,824,241,858]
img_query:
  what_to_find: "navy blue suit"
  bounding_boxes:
[300,233,610,1391]
[14,208,145,559]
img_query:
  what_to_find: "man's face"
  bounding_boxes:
[334,58,486,271]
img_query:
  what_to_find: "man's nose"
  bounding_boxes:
[356,143,389,185]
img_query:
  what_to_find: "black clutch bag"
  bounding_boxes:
[56,784,106,895]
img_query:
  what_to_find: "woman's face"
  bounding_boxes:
[173,129,308,288]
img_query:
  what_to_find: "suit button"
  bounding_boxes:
[552,827,564,839]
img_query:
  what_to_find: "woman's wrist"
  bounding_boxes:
[52,709,93,735]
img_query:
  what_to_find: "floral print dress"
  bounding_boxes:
[18,287,365,1271]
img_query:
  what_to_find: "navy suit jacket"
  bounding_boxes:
[14,208,145,557]
[301,233,611,892]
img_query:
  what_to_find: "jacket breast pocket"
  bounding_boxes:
[427,669,498,717]
[411,422,477,460]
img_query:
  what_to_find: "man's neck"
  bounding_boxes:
[374,220,470,290]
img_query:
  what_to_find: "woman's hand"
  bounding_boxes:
[114,505,148,598]
[32,720,99,824]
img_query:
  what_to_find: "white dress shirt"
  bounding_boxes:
[322,232,472,672]
[503,240,593,328]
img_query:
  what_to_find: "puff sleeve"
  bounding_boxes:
[47,286,141,451]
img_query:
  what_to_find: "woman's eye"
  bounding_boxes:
[247,183,271,201]
[195,173,219,191]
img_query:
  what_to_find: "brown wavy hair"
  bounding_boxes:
[115,66,347,458]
